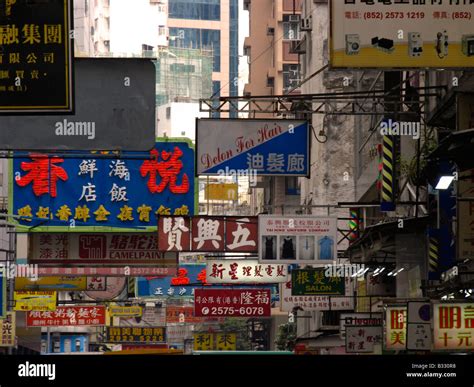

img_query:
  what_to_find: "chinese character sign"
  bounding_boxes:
[137,264,208,298]
[166,306,201,324]
[346,326,382,354]
[330,0,474,69]
[106,327,166,343]
[196,119,309,176]
[291,268,345,296]
[13,291,57,311]
[26,306,106,327]
[0,312,16,347]
[158,216,258,253]
[206,260,288,284]
[385,307,407,351]
[194,289,271,317]
[193,333,237,351]
[12,141,195,228]
[259,216,337,262]
[434,303,474,350]
[0,0,73,113]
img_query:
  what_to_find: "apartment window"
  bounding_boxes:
[158,26,166,36]
[168,0,220,21]
[267,77,275,88]
[283,14,300,40]
[285,176,300,195]
[283,64,300,93]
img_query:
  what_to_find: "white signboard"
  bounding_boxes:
[340,313,383,339]
[433,303,474,351]
[346,325,382,353]
[407,324,432,351]
[259,216,337,263]
[166,324,193,343]
[206,260,288,284]
[280,281,354,312]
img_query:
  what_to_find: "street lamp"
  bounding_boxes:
[435,175,455,190]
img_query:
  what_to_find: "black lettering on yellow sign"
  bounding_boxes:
[0,0,73,113]
[105,327,166,343]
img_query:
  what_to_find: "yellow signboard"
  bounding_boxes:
[14,291,57,312]
[205,184,238,201]
[193,333,214,351]
[109,306,143,317]
[215,333,237,351]
[434,303,474,351]
[15,277,87,291]
[193,333,237,351]
[385,307,407,351]
[0,312,15,347]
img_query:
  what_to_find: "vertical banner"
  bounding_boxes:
[385,306,407,351]
[0,312,16,347]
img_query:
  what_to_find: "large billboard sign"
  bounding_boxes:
[196,119,309,176]
[194,289,271,317]
[0,0,74,114]
[11,139,195,229]
[291,268,345,296]
[28,233,177,265]
[158,216,258,253]
[0,58,156,149]
[433,303,474,351]
[259,216,337,263]
[385,306,407,351]
[330,0,474,68]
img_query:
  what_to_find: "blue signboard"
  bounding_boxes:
[137,264,280,303]
[196,119,309,176]
[11,140,195,229]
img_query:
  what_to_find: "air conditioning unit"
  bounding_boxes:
[267,27,275,36]
[290,38,306,54]
[301,16,312,31]
[289,14,300,22]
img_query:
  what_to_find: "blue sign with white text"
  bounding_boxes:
[12,140,195,229]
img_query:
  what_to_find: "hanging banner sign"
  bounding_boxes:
[0,0,74,114]
[0,312,16,347]
[13,291,57,312]
[330,0,474,69]
[259,216,337,262]
[26,306,106,327]
[206,260,288,284]
[29,233,178,265]
[11,140,195,229]
[106,327,166,343]
[385,306,407,351]
[196,119,309,176]
[158,216,258,253]
[433,303,474,351]
[194,289,271,317]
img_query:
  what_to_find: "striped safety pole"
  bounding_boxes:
[428,233,439,274]
[381,135,396,212]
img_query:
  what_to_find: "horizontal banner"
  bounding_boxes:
[106,327,166,343]
[37,267,176,277]
[15,277,87,291]
[26,306,106,327]
[206,260,288,284]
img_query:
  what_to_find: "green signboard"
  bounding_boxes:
[291,268,345,296]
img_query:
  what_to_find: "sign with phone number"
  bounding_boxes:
[194,289,271,317]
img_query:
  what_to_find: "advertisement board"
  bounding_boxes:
[0,0,73,114]
[280,280,354,312]
[385,306,407,351]
[206,260,288,284]
[0,58,158,149]
[0,312,16,347]
[15,276,88,291]
[26,306,106,327]
[166,306,201,324]
[346,326,382,354]
[291,268,345,296]
[109,306,142,318]
[13,291,57,312]
[196,119,309,176]
[433,303,474,351]
[330,0,474,68]
[11,139,195,230]
[340,313,383,339]
[259,216,337,263]
[205,184,238,201]
[193,333,237,351]
[158,216,258,253]
[28,233,178,265]
[194,289,271,317]
[106,327,166,343]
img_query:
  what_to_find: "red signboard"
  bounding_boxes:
[158,216,258,253]
[194,289,271,317]
[37,267,176,277]
[166,306,201,323]
[26,306,106,327]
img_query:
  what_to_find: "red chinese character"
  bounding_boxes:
[170,268,190,285]
[210,263,225,279]
[16,154,68,197]
[197,269,208,285]
[140,148,189,194]
[229,263,239,280]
